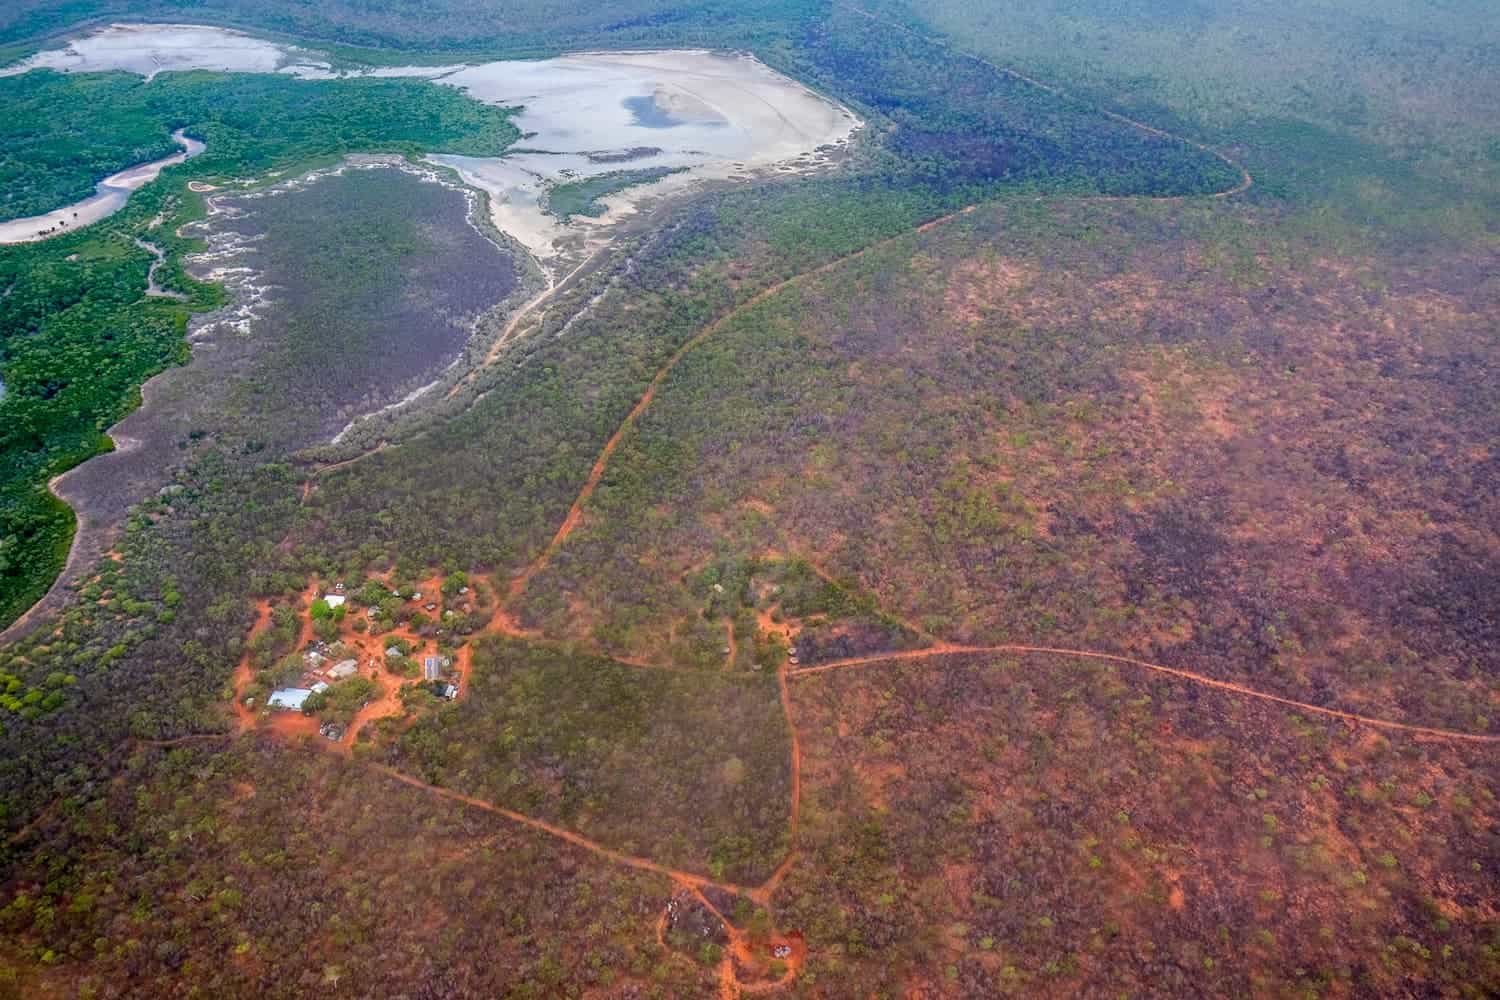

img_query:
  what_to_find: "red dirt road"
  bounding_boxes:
[506,206,982,602]
[790,643,1500,744]
[370,763,748,897]
[203,37,1377,997]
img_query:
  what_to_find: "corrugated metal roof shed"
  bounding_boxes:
[268,688,311,711]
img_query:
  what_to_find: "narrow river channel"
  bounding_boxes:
[0,129,205,243]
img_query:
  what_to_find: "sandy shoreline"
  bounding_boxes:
[0,129,205,244]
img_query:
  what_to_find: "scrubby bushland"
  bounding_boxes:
[0,740,711,997]
[385,636,793,885]
[784,651,1500,996]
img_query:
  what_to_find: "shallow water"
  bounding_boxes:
[623,94,696,129]
[0,130,204,243]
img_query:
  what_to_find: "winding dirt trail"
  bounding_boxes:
[195,23,1288,997]
[790,643,1500,744]
[507,206,980,601]
[370,763,748,896]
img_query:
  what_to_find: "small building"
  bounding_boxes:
[267,688,311,711]
[322,594,346,609]
[422,655,451,680]
[385,646,403,660]
[304,650,325,668]
[310,681,330,694]
[441,684,458,700]
[328,659,359,680]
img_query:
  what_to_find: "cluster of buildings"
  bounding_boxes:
[266,643,361,712]
[262,586,462,718]
[265,589,366,713]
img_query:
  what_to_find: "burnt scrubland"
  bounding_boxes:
[184,166,520,443]
[515,198,1500,733]
[0,0,1496,996]
[385,637,793,886]
[785,652,1500,996]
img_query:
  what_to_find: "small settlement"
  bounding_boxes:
[255,576,479,743]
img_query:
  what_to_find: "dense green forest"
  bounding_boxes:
[0,71,179,220]
[0,68,520,223]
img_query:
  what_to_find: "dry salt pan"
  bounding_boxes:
[2,25,862,266]
[0,22,331,80]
